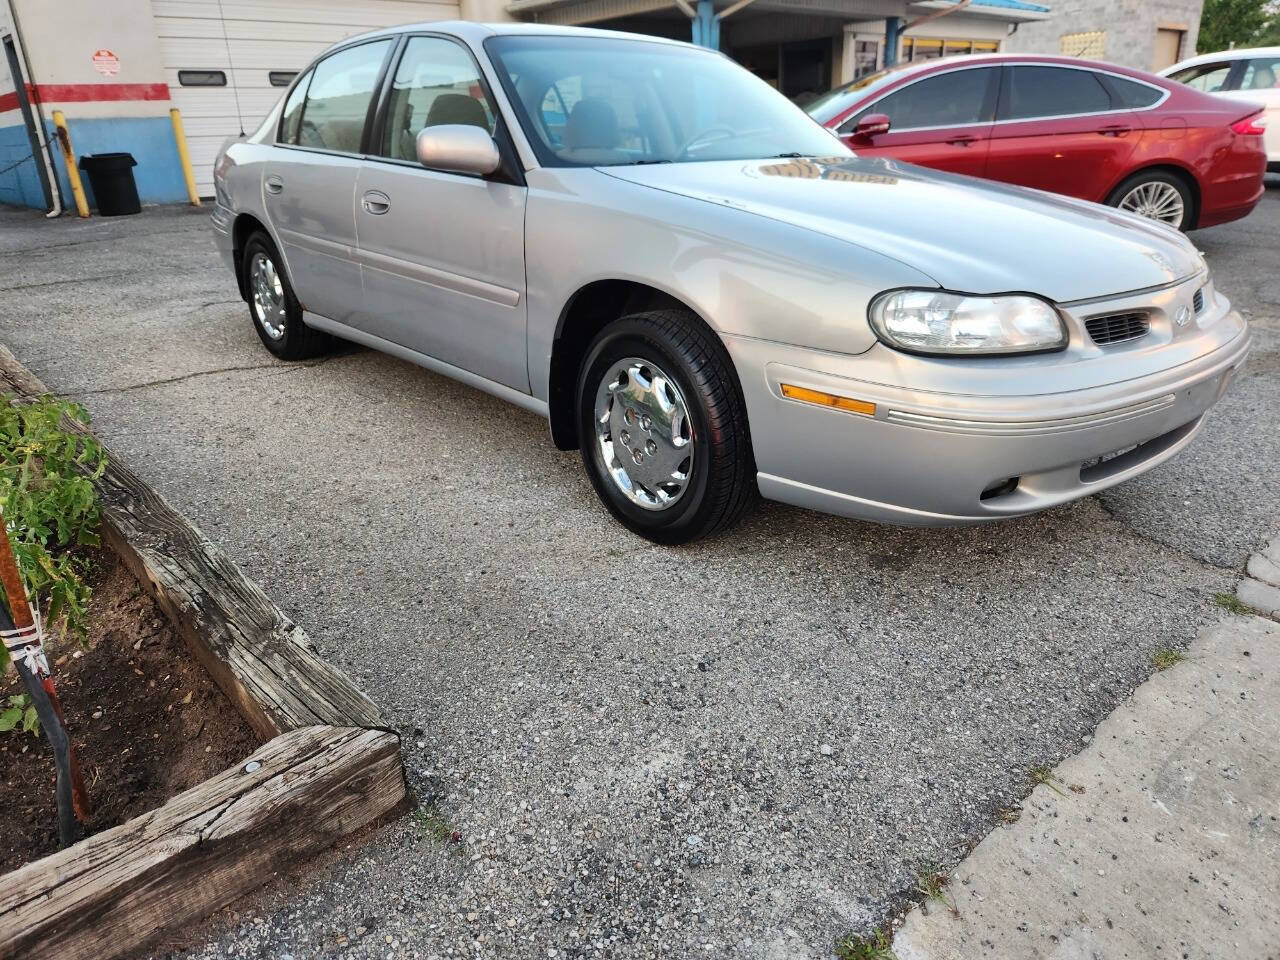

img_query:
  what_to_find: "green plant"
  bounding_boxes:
[835,928,894,960]
[1151,646,1187,671]
[915,866,958,916]
[0,394,106,670]
[1030,765,1068,798]
[1213,592,1250,615]
[0,693,39,735]
[413,804,459,845]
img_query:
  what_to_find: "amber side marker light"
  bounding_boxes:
[780,383,876,416]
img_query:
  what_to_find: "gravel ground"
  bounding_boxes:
[1,180,1276,959]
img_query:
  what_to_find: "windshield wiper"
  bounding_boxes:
[773,152,807,158]
[633,159,673,165]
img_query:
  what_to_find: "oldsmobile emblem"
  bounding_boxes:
[1175,305,1191,327]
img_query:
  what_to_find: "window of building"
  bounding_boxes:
[900,37,998,63]
[177,70,226,87]
[378,36,495,163]
[854,39,879,79]
[1059,31,1106,59]
[296,39,393,154]
[268,71,297,88]
[1002,65,1112,120]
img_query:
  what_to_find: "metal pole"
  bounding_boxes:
[884,16,902,67]
[170,108,202,207]
[50,110,90,218]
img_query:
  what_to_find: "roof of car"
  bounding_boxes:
[1161,46,1280,74]
[331,20,697,49]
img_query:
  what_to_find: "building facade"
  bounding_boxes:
[2,0,1045,212]
[1002,0,1203,73]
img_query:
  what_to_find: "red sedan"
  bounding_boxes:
[806,54,1267,231]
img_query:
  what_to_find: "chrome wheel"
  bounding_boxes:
[593,357,694,511]
[1116,180,1185,228]
[249,251,287,340]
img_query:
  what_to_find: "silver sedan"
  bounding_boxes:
[212,22,1250,543]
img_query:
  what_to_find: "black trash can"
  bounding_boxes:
[78,153,141,216]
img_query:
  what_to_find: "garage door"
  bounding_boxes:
[151,0,460,195]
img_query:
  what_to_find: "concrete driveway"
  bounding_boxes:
[1,181,1277,959]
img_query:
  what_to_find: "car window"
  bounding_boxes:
[485,34,846,167]
[1240,57,1280,91]
[1002,65,1112,120]
[378,36,496,162]
[278,68,313,144]
[1167,61,1233,92]
[1102,74,1164,109]
[297,39,392,154]
[839,68,997,133]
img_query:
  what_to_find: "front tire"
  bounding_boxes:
[240,232,331,359]
[576,309,755,544]
[1106,170,1194,230]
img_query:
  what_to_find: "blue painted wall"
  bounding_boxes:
[45,115,188,208]
[0,121,47,208]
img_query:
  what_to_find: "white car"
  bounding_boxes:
[1162,46,1280,170]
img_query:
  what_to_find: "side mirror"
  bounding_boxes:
[415,124,500,176]
[853,113,891,140]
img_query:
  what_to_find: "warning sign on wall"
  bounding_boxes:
[92,49,120,76]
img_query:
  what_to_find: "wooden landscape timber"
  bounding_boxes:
[0,344,408,960]
[0,726,405,960]
[0,345,381,739]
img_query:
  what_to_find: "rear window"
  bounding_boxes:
[1002,65,1111,120]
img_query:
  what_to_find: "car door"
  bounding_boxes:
[262,39,394,326]
[836,66,999,177]
[985,64,1144,202]
[353,34,528,391]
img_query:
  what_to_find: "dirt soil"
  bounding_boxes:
[0,548,258,874]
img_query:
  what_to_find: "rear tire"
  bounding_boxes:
[1106,170,1194,231]
[576,309,755,544]
[240,231,331,359]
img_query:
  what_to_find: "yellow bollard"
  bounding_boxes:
[50,111,90,218]
[169,107,202,207]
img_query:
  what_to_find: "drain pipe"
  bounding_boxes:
[4,0,63,217]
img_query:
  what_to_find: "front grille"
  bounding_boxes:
[1085,312,1149,346]
[1193,287,1204,314]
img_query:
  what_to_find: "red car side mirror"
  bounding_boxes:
[853,113,891,140]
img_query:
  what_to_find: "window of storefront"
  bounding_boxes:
[900,38,998,62]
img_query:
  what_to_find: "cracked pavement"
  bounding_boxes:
[0,183,1277,959]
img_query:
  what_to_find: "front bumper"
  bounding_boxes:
[725,305,1250,526]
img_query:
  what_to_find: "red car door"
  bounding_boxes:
[837,65,1000,178]
[985,64,1143,202]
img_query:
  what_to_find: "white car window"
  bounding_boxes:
[378,36,495,162]
[1240,57,1280,91]
[1168,61,1233,92]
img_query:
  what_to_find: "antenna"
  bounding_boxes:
[215,0,246,135]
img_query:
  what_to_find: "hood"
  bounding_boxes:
[600,157,1203,303]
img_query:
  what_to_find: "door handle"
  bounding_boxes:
[362,190,391,215]
[1097,125,1131,137]
[946,135,978,146]
[265,175,284,194]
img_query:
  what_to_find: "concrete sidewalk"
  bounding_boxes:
[893,605,1279,959]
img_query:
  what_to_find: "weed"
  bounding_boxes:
[0,693,38,736]
[915,866,959,917]
[1151,646,1187,671]
[0,394,106,670]
[1212,592,1250,615]
[1030,765,1068,798]
[997,808,1021,825]
[413,804,460,846]
[835,927,894,960]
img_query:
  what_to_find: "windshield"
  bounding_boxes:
[484,35,848,167]
[804,68,904,124]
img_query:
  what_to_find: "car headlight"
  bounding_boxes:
[869,290,1067,356]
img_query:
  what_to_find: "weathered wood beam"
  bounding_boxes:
[0,726,406,960]
[0,346,381,739]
